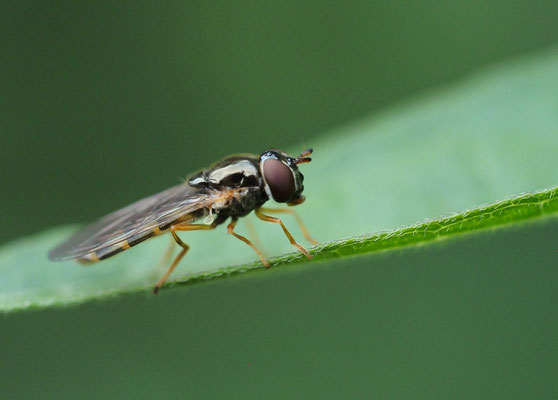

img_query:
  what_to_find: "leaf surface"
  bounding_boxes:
[2,48,558,312]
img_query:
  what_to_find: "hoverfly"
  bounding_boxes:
[49,148,316,293]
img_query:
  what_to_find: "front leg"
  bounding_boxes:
[255,209,312,260]
[258,207,318,245]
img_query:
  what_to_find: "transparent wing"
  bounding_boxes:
[49,183,217,261]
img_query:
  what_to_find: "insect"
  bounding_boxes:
[49,148,316,293]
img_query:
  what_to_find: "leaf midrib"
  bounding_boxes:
[169,185,558,286]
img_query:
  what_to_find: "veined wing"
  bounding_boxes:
[49,182,216,262]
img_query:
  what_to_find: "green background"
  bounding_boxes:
[3,0,558,242]
[2,1,558,399]
[2,217,558,398]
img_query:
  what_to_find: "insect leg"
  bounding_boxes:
[242,217,267,255]
[173,224,218,232]
[227,218,269,267]
[157,236,176,270]
[258,207,318,245]
[153,223,216,294]
[255,209,312,260]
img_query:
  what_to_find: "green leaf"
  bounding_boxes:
[2,48,558,313]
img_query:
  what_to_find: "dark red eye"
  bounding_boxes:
[263,158,296,202]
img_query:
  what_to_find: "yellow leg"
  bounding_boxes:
[243,217,267,255]
[227,218,269,267]
[153,223,216,294]
[255,209,312,260]
[259,207,318,245]
[157,236,176,270]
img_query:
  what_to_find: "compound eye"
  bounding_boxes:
[263,158,296,203]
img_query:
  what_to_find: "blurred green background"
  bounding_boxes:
[3,0,558,243]
[2,216,557,398]
[3,1,558,399]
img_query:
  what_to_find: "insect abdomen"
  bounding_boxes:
[77,226,165,264]
[78,240,132,263]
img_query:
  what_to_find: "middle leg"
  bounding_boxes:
[227,218,269,267]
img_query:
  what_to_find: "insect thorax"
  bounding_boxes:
[188,155,269,224]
